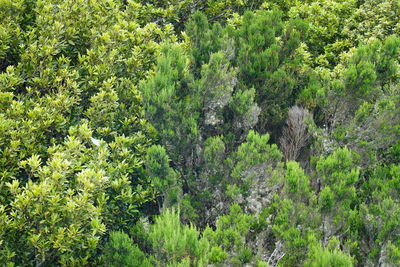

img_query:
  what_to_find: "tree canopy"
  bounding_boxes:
[0,0,399,266]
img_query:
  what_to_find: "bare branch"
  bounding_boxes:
[280,106,312,161]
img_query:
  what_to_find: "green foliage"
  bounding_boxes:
[186,12,227,73]
[203,136,226,185]
[386,241,400,265]
[289,0,357,67]
[204,204,256,265]
[126,0,263,32]
[141,35,261,224]
[198,52,236,131]
[237,9,309,131]
[229,130,282,194]
[103,231,152,267]
[317,147,359,208]
[268,161,318,265]
[145,145,180,209]
[305,240,353,267]
[1,126,108,265]
[149,209,210,266]
[0,0,176,265]
[283,161,312,201]
[0,0,24,70]
[357,164,400,265]
[319,186,335,213]
[1,1,399,266]
[209,246,228,265]
[344,36,400,98]
[316,147,359,241]
[142,45,198,172]
[346,0,400,45]
[288,0,399,68]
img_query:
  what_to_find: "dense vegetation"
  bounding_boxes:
[0,0,399,266]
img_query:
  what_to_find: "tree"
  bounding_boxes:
[103,231,152,267]
[312,36,400,167]
[0,0,175,264]
[198,52,237,134]
[288,0,357,68]
[142,40,260,225]
[305,237,353,267]
[345,0,400,47]
[1,125,108,266]
[271,161,318,266]
[236,10,309,134]
[357,164,400,265]
[280,106,312,161]
[141,44,199,193]
[1,1,400,265]
[148,209,210,266]
[185,12,226,74]
[204,204,256,266]
[316,147,359,246]
[228,130,283,214]
[145,145,180,211]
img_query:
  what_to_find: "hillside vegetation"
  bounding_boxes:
[0,0,399,266]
